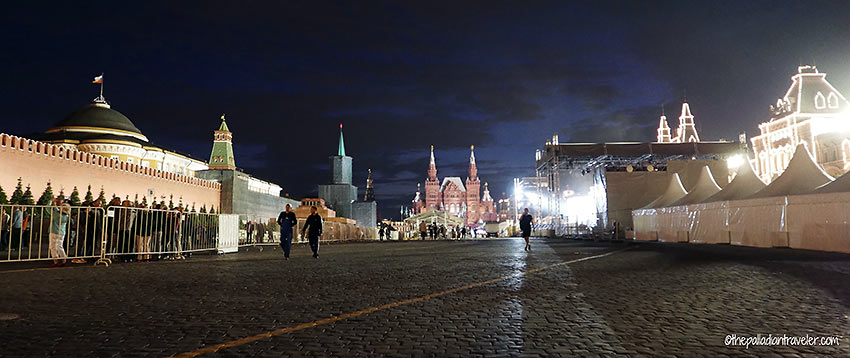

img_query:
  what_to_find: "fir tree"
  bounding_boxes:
[209,206,216,214]
[69,187,82,206]
[133,194,139,206]
[84,185,94,203]
[36,181,55,206]
[200,205,207,213]
[0,185,7,205]
[141,196,148,207]
[97,186,106,204]
[168,195,174,210]
[21,184,35,205]
[10,178,23,205]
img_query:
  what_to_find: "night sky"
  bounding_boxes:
[3,1,850,219]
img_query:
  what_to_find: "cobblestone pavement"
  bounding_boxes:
[0,239,848,357]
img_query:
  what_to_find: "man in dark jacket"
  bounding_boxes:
[301,206,323,258]
[519,208,533,251]
[277,204,297,260]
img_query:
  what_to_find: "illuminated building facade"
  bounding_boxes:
[411,146,497,226]
[656,102,700,143]
[750,65,850,181]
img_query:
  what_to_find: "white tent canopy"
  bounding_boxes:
[814,167,850,194]
[403,209,464,227]
[642,173,687,209]
[669,165,721,206]
[749,144,833,199]
[702,159,766,203]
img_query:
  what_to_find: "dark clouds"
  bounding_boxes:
[2,1,850,219]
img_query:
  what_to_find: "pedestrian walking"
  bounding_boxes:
[49,198,71,267]
[277,204,297,260]
[385,225,394,240]
[301,206,323,258]
[419,221,427,240]
[379,225,385,241]
[519,208,533,251]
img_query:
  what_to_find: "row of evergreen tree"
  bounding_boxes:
[0,178,216,213]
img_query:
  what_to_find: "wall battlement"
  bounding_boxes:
[0,133,220,190]
[0,133,220,210]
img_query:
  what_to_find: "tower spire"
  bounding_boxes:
[676,101,700,143]
[364,168,375,201]
[338,123,346,157]
[468,145,478,179]
[428,145,437,180]
[209,113,236,170]
[482,182,493,201]
[656,106,671,143]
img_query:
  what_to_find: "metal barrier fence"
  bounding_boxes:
[0,205,384,265]
[0,204,233,266]
[105,207,220,261]
[0,204,106,264]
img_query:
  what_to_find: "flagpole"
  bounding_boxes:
[99,72,104,98]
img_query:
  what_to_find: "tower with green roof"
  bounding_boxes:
[209,114,236,170]
[319,124,357,219]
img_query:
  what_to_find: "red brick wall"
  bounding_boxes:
[0,134,220,209]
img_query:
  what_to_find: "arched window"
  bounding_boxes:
[815,92,826,109]
[842,140,850,164]
[828,92,839,109]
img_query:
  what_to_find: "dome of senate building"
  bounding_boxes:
[46,102,147,141]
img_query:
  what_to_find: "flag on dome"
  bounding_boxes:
[92,75,103,84]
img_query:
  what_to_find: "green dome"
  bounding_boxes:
[50,103,143,135]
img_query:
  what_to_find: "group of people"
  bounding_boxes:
[0,205,33,253]
[106,198,213,263]
[378,224,395,241]
[276,204,322,260]
[0,196,219,267]
[244,220,270,244]
[416,222,474,240]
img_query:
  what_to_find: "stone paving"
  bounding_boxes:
[0,238,848,357]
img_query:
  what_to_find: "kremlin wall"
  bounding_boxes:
[0,133,220,210]
[1,90,377,240]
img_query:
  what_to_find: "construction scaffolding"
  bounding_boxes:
[534,140,742,233]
